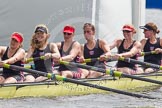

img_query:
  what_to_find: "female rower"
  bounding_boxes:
[56,25,89,79]
[140,22,162,73]
[0,32,25,84]
[110,24,143,74]
[79,23,111,78]
[24,24,60,82]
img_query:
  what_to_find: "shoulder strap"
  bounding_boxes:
[3,47,9,57]
[60,41,64,50]
[69,41,76,50]
[119,39,125,47]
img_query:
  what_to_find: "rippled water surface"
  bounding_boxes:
[0,89,162,108]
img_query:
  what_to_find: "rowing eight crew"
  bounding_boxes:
[0,22,161,84]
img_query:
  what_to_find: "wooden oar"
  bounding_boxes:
[119,57,162,70]
[2,63,155,99]
[59,61,162,85]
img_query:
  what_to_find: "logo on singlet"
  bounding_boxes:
[89,51,94,55]
[150,46,154,51]
[39,51,45,56]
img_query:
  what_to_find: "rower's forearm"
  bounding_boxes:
[121,52,135,58]
[61,55,74,62]
[51,53,60,59]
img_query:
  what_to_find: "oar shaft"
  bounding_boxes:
[64,78,155,99]
[122,74,162,85]
[61,61,105,73]
[3,64,53,79]
[119,57,162,70]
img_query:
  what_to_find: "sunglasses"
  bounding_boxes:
[144,29,151,32]
[123,30,132,33]
[64,32,72,35]
[84,31,91,34]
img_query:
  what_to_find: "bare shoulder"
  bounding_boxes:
[159,38,162,47]
[18,48,26,53]
[134,41,142,46]
[55,42,61,49]
[0,46,7,51]
[0,46,7,55]
[140,38,147,43]
[159,38,162,42]
[73,41,81,46]
[115,38,122,43]
[115,38,123,47]
[99,39,107,45]
[140,38,147,45]
[81,43,84,47]
[49,42,57,47]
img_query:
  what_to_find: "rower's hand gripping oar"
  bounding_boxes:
[83,51,156,63]
[25,56,45,63]
[138,51,157,56]
[24,51,156,63]
[59,60,162,85]
[84,57,117,63]
[2,63,156,99]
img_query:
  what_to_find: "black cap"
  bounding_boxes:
[139,24,156,31]
[35,26,47,33]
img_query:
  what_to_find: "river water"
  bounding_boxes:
[0,89,162,108]
[0,9,162,108]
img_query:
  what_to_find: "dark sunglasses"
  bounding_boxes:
[144,29,151,32]
[84,31,91,34]
[123,30,132,33]
[64,32,72,35]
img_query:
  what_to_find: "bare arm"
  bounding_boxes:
[140,38,147,50]
[99,39,111,56]
[3,48,25,64]
[154,38,162,53]
[0,46,6,58]
[25,46,34,59]
[50,43,60,59]
[56,42,61,50]
[109,39,122,50]
[79,44,84,57]
[119,41,142,58]
[61,42,80,62]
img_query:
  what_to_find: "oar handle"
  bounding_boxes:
[84,57,117,63]
[138,51,156,56]
[25,56,45,63]
[84,58,99,63]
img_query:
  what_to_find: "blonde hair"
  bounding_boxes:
[30,24,49,49]
[146,22,160,34]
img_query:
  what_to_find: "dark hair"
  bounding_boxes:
[83,23,95,32]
